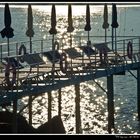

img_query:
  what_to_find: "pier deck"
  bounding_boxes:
[0,36,140,104]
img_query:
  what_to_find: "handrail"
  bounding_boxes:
[0,36,139,46]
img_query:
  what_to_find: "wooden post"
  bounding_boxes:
[75,84,82,133]
[12,99,18,133]
[48,92,52,132]
[107,75,114,133]
[29,96,32,126]
[137,68,140,120]
[58,89,62,117]
[48,92,52,121]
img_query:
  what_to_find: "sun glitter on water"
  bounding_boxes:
[33,5,104,16]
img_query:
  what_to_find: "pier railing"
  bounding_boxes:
[0,35,140,58]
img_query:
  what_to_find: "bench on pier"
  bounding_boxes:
[0,53,48,88]
[4,57,24,69]
[64,48,82,59]
[93,43,111,52]
[42,50,61,63]
[79,45,97,56]
[22,53,46,67]
[2,53,46,71]
[93,43,126,66]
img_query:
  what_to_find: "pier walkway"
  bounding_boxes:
[0,36,139,103]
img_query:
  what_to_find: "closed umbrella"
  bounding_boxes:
[67,4,74,71]
[67,4,74,48]
[0,3,14,56]
[26,4,34,53]
[84,4,92,64]
[111,4,119,28]
[102,4,109,29]
[49,4,57,52]
[111,4,119,52]
[49,5,57,84]
[49,4,57,35]
[84,4,91,43]
[102,4,109,43]
[26,4,34,38]
[100,4,109,64]
[49,4,57,53]
[67,4,74,33]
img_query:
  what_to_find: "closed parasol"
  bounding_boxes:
[84,4,91,31]
[67,4,74,33]
[84,4,91,44]
[111,4,119,52]
[102,4,109,43]
[102,3,109,29]
[111,4,119,28]
[0,3,14,38]
[49,4,57,35]
[26,4,34,38]
[26,4,34,53]
[0,3,14,56]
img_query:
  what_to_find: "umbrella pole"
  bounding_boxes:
[105,28,108,65]
[105,28,107,43]
[70,33,72,73]
[88,31,89,42]
[112,27,114,51]
[30,37,32,53]
[49,35,54,123]
[115,28,118,64]
[7,38,10,56]
[87,31,91,64]
[52,34,55,82]
[115,28,117,53]
[70,33,72,48]
[29,36,33,126]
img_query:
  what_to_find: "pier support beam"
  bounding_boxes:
[48,92,52,121]
[12,99,18,133]
[58,89,62,117]
[48,92,52,132]
[29,96,32,126]
[137,68,140,120]
[107,75,114,133]
[75,84,82,134]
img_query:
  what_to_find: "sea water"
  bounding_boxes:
[0,3,140,134]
